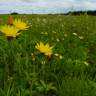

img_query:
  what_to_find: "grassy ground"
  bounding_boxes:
[0,14,96,96]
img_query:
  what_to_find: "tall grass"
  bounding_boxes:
[0,14,96,96]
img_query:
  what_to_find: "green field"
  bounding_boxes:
[0,14,96,96]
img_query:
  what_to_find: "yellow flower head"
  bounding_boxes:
[0,25,20,37]
[13,19,29,30]
[35,42,53,56]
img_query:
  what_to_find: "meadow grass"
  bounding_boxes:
[0,14,96,96]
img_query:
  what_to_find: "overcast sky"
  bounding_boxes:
[0,0,96,14]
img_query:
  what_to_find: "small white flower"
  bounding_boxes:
[73,33,77,36]
[79,36,84,39]
[84,61,89,66]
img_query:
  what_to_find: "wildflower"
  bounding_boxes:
[31,53,34,56]
[0,25,20,37]
[13,19,29,30]
[62,38,65,41]
[30,24,32,27]
[56,38,60,42]
[54,53,59,56]
[73,33,77,36]
[44,32,48,36]
[64,34,68,37]
[41,61,46,65]
[52,31,56,34]
[42,19,46,22]
[55,53,63,59]
[59,55,63,59]
[41,32,44,34]
[32,57,35,61]
[78,36,84,39]
[84,61,89,66]
[31,53,35,61]
[8,76,13,81]
[35,42,53,56]
[61,24,64,27]
[41,32,48,36]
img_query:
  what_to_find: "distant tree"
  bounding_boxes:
[10,12,19,15]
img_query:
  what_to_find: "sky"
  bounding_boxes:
[0,0,96,14]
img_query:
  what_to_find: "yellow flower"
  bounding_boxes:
[0,25,20,37]
[35,42,53,56]
[13,19,29,30]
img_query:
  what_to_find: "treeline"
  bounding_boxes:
[66,10,96,15]
[10,10,96,15]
